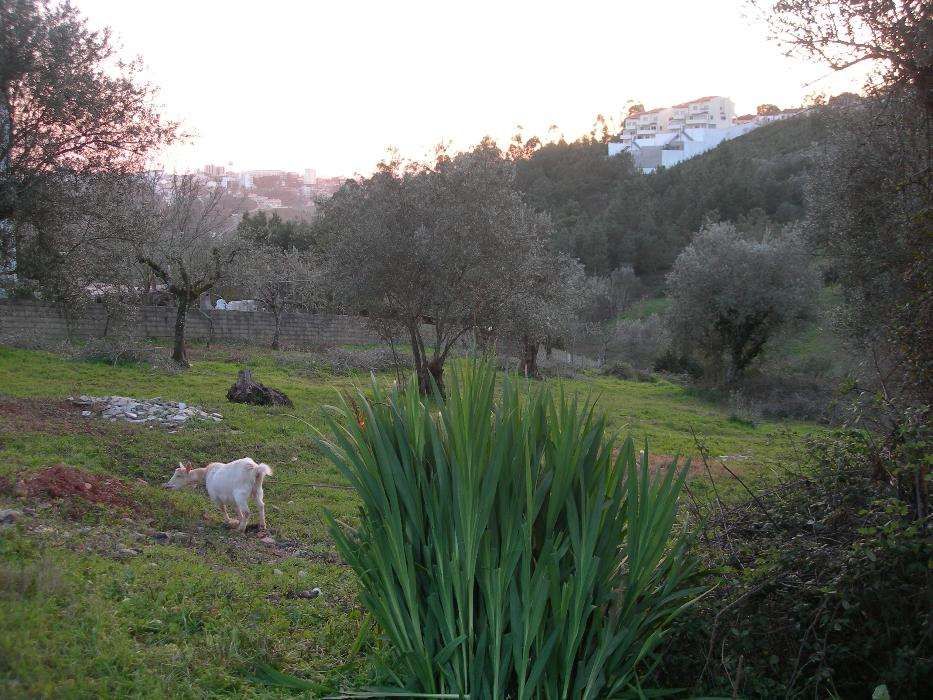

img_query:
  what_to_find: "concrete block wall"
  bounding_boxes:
[0,300,384,349]
[0,300,601,365]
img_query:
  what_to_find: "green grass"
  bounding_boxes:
[0,345,821,697]
[619,296,670,320]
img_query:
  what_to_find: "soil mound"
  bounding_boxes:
[7,464,136,510]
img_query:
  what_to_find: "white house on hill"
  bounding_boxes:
[610,95,760,172]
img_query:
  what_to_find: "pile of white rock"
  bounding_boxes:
[70,395,222,427]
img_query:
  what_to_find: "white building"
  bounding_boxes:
[617,96,735,147]
[609,96,760,172]
[610,123,760,173]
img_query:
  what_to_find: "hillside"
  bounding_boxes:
[517,112,832,277]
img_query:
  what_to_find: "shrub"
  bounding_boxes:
[609,314,668,370]
[656,431,932,697]
[323,346,408,375]
[738,372,840,422]
[602,361,656,383]
[67,337,178,372]
[653,350,703,380]
[319,363,701,697]
[274,346,411,378]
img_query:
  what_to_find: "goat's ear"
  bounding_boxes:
[178,462,185,470]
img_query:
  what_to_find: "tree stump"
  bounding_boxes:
[226,369,292,407]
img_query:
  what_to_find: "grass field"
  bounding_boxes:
[0,344,821,698]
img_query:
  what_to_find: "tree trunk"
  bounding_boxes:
[227,368,292,406]
[520,336,540,379]
[0,85,16,275]
[417,357,445,396]
[173,296,190,367]
[271,312,281,350]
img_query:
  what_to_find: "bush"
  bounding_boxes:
[656,431,932,697]
[322,346,408,375]
[66,337,178,372]
[602,361,656,383]
[609,313,668,370]
[738,372,840,422]
[653,350,703,380]
[274,346,411,378]
[319,363,702,696]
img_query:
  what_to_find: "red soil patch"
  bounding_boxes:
[0,397,121,436]
[6,463,137,511]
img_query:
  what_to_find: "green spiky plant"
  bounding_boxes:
[319,363,702,698]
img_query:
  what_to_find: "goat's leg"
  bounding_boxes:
[234,494,250,532]
[254,484,267,532]
[221,504,238,527]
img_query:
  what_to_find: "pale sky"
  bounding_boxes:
[75,0,866,177]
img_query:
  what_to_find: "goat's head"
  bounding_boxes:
[163,462,197,490]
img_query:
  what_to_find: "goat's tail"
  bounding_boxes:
[254,462,273,486]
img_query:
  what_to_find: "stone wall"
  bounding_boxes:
[0,300,383,348]
[0,300,601,367]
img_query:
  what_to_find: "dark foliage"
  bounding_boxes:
[657,431,932,698]
[237,211,318,252]
[1,0,177,271]
[515,115,829,276]
[653,350,704,380]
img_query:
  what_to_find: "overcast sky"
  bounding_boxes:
[74,0,866,177]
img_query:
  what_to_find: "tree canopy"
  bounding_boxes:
[666,221,818,382]
[319,145,550,392]
[1,0,177,275]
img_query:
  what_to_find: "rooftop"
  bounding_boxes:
[627,96,726,118]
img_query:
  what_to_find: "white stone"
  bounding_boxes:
[0,509,23,524]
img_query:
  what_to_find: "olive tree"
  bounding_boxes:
[1,0,177,274]
[8,172,154,336]
[499,243,587,378]
[666,221,818,383]
[320,145,543,393]
[137,176,241,367]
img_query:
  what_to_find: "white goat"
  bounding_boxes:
[163,458,272,532]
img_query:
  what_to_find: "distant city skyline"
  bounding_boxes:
[74,0,870,177]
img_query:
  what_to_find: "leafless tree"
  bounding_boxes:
[234,244,322,349]
[755,0,932,114]
[136,176,241,367]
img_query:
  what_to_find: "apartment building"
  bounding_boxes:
[608,96,780,172]
[617,96,736,146]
